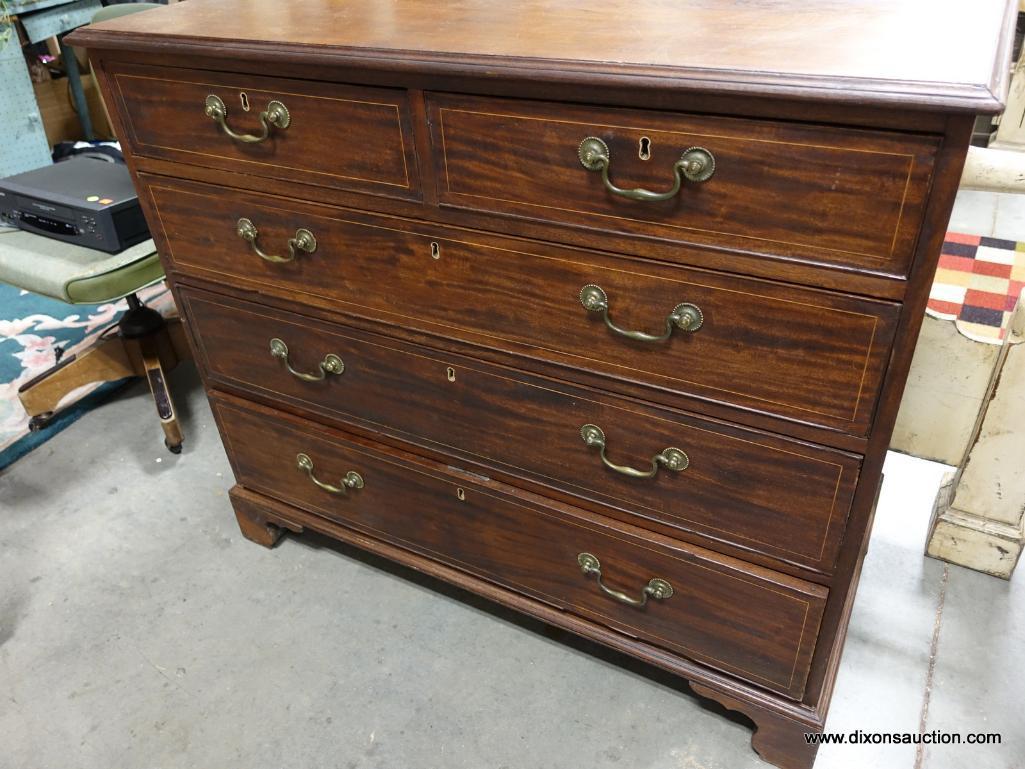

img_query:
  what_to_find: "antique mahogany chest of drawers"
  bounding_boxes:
[73,2,1013,767]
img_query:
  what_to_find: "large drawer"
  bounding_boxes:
[211,393,828,700]
[109,64,420,201]
[148,177,900,435]
[181,287,861,574]
[427,93,938,277]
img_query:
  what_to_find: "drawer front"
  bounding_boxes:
[182,288,861,573]
[212,394,827,700]
[110,64,420,201]
[149,178,900,435]
[428,93,938,277]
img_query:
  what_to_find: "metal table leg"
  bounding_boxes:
[58,32,94,141]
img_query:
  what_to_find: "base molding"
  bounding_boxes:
[926,478,1025,579]
[690,682,822,769]
[227,484,823,768]
[923,296,1025,580]
[231,486,304,547]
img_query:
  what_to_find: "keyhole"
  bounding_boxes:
[430,241,440,259]
[456,487,466,501]
[446,366,456,382]
[638,136,651,160]
[239,92,250,112]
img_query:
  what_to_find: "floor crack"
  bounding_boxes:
[915,563,949,769]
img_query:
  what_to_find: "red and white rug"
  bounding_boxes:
[927,232,1025,343]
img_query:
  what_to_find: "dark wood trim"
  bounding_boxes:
[228,482,827,728]
[691,682,821,769]
[409,88,439,208]
[180,283,864,584]
[71,28,1014,114]
[166,270,873,455]
[88,47,964,135]
[799,114,976,712]
[131,157,912,301]
[86,11,1001,761]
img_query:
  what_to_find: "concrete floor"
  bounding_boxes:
[951,188,1025,242]
[2,365,1023,769]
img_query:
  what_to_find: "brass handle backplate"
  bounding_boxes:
[581,424,688,479]
[205,94,290,143]
[296,453,364,495]
[577,553,673,607]
[270,338,344,382]
[237,218,316,263]
[578,136,714,201]
[580,284,702,342]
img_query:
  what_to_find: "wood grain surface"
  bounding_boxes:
[182,287,861,574]
[70,0,1016,113]
[147,176,900,435]
[213,392,827,700]
[110,63,420,201]
[76,5,1001,763]
[429,93,938,275]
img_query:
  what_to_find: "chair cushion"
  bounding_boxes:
[0,227,162,303]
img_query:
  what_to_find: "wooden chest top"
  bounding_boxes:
[73,0,1015,112]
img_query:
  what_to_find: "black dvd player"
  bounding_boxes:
[0,157,149,253]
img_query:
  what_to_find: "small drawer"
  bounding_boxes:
[212,393,828,700]
[428,93,938,277]
[109,64,420,201]
[181,288,861,574]
[150,177,900,435]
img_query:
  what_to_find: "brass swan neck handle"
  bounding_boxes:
[577,553,674,607]
[578,136,714,202]
[296,453,363,495]
[205,94,290,144]
[269,338,344,382]
[580,284,703,343]
[580,424,689,479]
[237,218,317,263]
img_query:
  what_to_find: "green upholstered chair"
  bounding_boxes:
[0,230,163,304]
[90,3,164,26]
[0,2,188,453]
[0,228,190,453]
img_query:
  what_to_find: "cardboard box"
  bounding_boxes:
[32,72,114,147]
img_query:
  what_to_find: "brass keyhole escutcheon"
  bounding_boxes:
[456,487,466,501]
[431,241,441,259]
[638,136,651,160]
[239,91,250,111]
[446,366,456,382]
